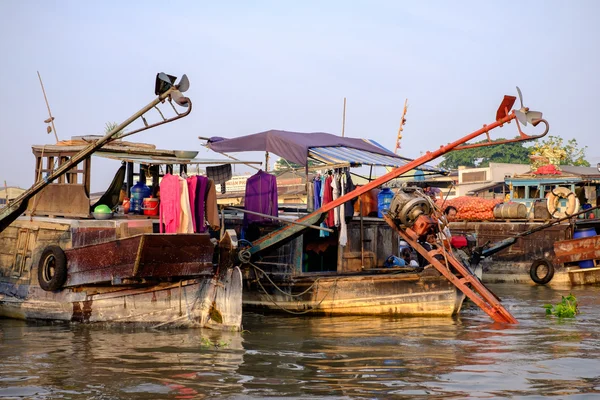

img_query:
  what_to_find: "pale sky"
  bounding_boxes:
[1,1,598,191]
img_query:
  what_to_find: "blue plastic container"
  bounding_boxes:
[377,187,394,218]
[573,228,597,268]
[130,181,151,215]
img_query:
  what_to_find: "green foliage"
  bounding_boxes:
[274,158,316,171]
[104,121,127,138]
[438,138,531,169]
[199,336,230,349]
[543,294,579,318]
[531,136,590,167]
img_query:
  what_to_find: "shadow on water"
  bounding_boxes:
[1,283,600,399]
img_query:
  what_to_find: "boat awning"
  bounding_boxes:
[206,130,396,166]
[205,130,446,174]
[95,151,262,166]
[308,146,444,173]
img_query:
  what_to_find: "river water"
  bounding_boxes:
[1,283,600,399]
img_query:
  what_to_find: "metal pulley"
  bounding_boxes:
[387,188,432,227]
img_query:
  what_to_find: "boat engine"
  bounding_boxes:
[387,187,439,239]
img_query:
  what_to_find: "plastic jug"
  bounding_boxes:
[130,181,151,215]
[377,187,394,218]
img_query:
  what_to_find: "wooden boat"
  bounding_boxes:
[241,216,466,317]
[449,170,600,286]
[0,74,247,330]
[204,91,552,324]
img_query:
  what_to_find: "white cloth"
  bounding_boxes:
[442,225,452,240]
[332,173,341,227]
[339,172,347,246]
[177,177,194,233]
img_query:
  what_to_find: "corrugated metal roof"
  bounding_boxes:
[95,151,261,165]
[308,146,445,173]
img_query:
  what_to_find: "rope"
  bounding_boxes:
[248,261,337,315]
[249,262,322,298]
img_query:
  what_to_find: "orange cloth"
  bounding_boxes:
[354,188,380,217]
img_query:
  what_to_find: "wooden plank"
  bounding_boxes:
[27,184,90,218]
[71,227,116,248]
[554,236,600,263]
[64,233,215,287]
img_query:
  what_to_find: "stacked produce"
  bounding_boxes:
[436,196,503,220]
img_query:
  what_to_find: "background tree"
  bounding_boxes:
[530,135,590,167]
[274,157,316,171]
[438,138,531,169]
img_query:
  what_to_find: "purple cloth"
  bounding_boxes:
[194,176,209,233]
[243,170,278,225]
[207,130,396,167]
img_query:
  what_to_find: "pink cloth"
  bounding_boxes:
[159,173,181,233]
[186,176,198,231]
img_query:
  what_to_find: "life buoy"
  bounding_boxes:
[546,187,578,218]
[38,245,67,291]
[530,259,555,285]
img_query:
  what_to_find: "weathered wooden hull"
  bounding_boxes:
[0,267,243,330]
[243,272,465,317]
[554,235,600,285]
[64,233,215,287]
[0,217,243,330]
[449,220,574,286]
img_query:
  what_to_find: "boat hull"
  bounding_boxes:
[243,272,465,317]
[0,267,243,330]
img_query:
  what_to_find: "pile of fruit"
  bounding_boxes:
[533,164,562,175]
[436,196,503,220]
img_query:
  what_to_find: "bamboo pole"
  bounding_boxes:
[37,71,59,143]
[225,206,333,233]
[341,97,347,137]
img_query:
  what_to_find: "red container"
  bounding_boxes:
[142,197,159,216]
[122,198,130,214]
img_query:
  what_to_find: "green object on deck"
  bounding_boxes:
[94,204,112,214]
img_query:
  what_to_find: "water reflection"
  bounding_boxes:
[1,284,600,398]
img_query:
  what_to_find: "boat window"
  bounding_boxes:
[513,186,526,199]
[527,186,540,199]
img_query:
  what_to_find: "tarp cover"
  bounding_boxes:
[207,130,396,167]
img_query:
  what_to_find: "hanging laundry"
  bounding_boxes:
[194,175,209,233]
[206,164,232,194]
[243,170,278,226]
[344,169,356,221]
[159,173,181,233]
[186,176,198,229]
[205,179,220,230]
[323,174,334,228]
[339,174,347,246]
[178,176,194,233]
[332,171,341,227]
[313,176,322,210]
[307,181,314,212]
[319,221,330,238]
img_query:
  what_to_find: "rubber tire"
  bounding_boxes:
[530,259,555,285]
[38,245,67,291]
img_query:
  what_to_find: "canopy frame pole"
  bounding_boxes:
[225,206,333,233]
[198,138,261,171]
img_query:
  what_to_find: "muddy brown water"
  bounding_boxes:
[1,283,600,399]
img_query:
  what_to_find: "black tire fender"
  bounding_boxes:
[530,258,555,285]
[38,245,67,291]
